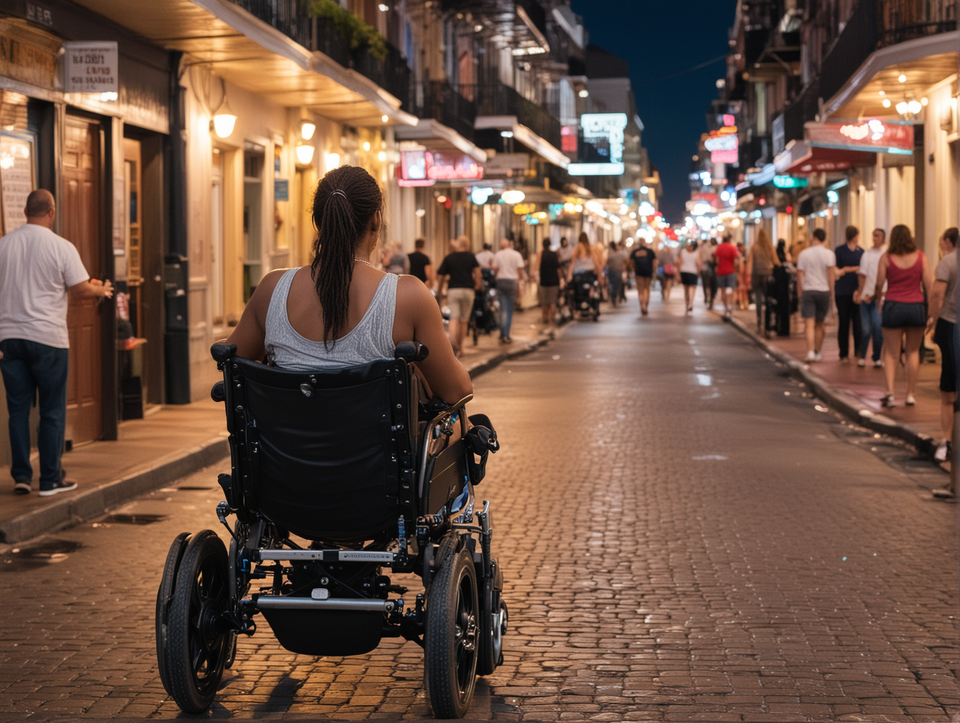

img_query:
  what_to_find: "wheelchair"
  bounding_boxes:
[155,341,505,719]
[565,270,601,321]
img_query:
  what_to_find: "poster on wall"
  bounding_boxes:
[0,132,35,235]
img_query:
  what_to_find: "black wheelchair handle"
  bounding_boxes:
[395,341,429,363]
[211,342,237,363]
[211,381,225,403]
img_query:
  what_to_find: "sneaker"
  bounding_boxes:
[881,394,895,408]
[857,358,866,367]
[38,478,78,497]
[805,350,817,363]
[873,359,883,368]
[934,441,951,462]
[14,480,31,495]
[932,487,956,500]
[814,352,823,362]
[905,394,916,406]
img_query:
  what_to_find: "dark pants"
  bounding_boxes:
[0,339,69,487]
[496,279,518,339]
[859,298,882,361]
[701,265,716,307]
[752,274,772,331]
[835,294,862,359]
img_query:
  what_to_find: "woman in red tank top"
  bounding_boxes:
[875,224,933,407]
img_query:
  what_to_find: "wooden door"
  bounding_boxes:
[63,116,102,444]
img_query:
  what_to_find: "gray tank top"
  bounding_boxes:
[264,268,398,370]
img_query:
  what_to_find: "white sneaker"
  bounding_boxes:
[814,352,823,362]
[857,358,866,367]
[873,360,883,368]
[805,350,816,362]
[934,441,950,462]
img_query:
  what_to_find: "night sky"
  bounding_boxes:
[570,0,738,223]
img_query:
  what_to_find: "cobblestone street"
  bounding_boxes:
[0,300,957,722]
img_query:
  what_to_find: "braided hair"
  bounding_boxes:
[310,166,383,345]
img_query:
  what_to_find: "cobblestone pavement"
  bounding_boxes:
[0,298,957,722]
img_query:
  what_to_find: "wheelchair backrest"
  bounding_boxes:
[221,356,417,542]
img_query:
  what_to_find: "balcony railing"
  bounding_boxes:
[228,0,411,109]
[781,77,819,146]
[462,82,562,150]
[880,0,956,45]
[409,82,476,141]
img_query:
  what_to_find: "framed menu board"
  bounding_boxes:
[0,131,36,235]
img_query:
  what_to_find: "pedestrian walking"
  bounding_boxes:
[492,238,526,343]
[407,238,434,288]
[875,224,933,407]
[657,243,677,301]
[382,241,409,275]
[854,228,887,367]
[834,225,864,363]
[714,234,740,319]
[796,228,836,362]
[735,242,750,310]
[475,242,495,270]
[699,237,717,308]
[0,189,114,497]
[557,236,573,281]
[926,227,958,484]
[745,228,779,334]
[534,238,561,327]
[678,240,701,314]
[776,238,790,263]
[436,236,482,356]
[605,241,629,307]
[630,238,658,316]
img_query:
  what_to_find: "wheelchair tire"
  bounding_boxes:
[156,532,190,695]
[166,530,230,714]
[425,547,479,719]
[476,563,507,676]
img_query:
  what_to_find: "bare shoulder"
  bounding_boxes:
[396,274,433,308]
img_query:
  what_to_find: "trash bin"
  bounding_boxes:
[164,254,191,404]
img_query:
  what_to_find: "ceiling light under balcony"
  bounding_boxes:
[896,101,909,114]
[578,89,589,98]
[300,120,316,140]
[378,3,389,11]
[882,98,891,108]
[296,143,315,166]
[501,130,514,138]
[898,74,907,83]
[908,100,922,115]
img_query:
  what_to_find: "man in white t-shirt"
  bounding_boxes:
[853,228,887,367]
[492,238,526,343]
[474,243,495,270]
[0,189,113,497]
[796,227,836,363]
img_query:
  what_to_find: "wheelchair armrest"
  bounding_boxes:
[211,381,225,403]
[423,394,473,417]
[395,341,429,362]
[211,342,237,363]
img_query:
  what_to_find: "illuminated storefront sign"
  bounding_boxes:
[772,175,808,189]
[399,150,483,186]
[704,131,738,164]
[568,113,627,176]
[804,120,913,155]
[561,126,577,154]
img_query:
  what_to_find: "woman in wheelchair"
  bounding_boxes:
[155,166,504,720]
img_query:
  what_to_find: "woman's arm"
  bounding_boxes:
[921,253,934,301]
[398,277,472,404]
[874,254,888,306]
[225,269,286,361]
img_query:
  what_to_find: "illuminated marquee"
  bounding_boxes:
[805,120,913,155]
[568,113,627,176]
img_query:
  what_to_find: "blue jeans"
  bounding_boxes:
[496,279,518,339]
[859,299,883,362]
[0,339,69,486]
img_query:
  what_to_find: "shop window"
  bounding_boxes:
[243,142,265,302]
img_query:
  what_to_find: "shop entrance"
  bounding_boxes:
[63,115,103,445]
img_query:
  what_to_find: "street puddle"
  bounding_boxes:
[1,539,83,572]
[692,454,728,461]
[101,513,169,525]
[695,374,712,387]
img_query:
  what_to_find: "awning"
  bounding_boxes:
[474,116,571,168]
[773,141,874,175]
[394,120,487,164]
[68,0,418,127]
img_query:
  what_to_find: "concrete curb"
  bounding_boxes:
[0,437,229,545]
[0,324,565,545]
[726,314,937,458]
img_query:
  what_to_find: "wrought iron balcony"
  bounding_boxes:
[409,82,477,141]
[461,82,562,150]
[781,77,819,146]
[228,0,411,108]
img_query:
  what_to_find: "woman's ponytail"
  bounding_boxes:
[310,166,383,345]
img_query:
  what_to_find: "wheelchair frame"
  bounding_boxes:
[155,342,506,719]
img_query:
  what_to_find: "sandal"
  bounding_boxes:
[881,394,895,408]
[905,395,916,406]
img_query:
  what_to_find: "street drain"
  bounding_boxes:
[1,539,83,572]
[101,513,169,525]
[177,486,213,491]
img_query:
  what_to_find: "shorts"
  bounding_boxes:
[538,285,560,306]
[446,287,475,322]
[635,269,653,279]
[881,300,926,329]
[716,273,737,289]
[934,318,957,393]
[801,290,830,322]
[680,272,698,287]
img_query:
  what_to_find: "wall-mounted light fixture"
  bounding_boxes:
[324,152,341,170]
[300,120,316,141]
[212,97,237,138]
[296,142,315,165]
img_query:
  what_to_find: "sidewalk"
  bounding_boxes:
[727,305,947,460]
[0,301,558,545]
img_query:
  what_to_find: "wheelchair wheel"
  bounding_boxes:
[166,530,230,713]
[426,547,479,718]
[156,532,190,695]
[476,573,507,676]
